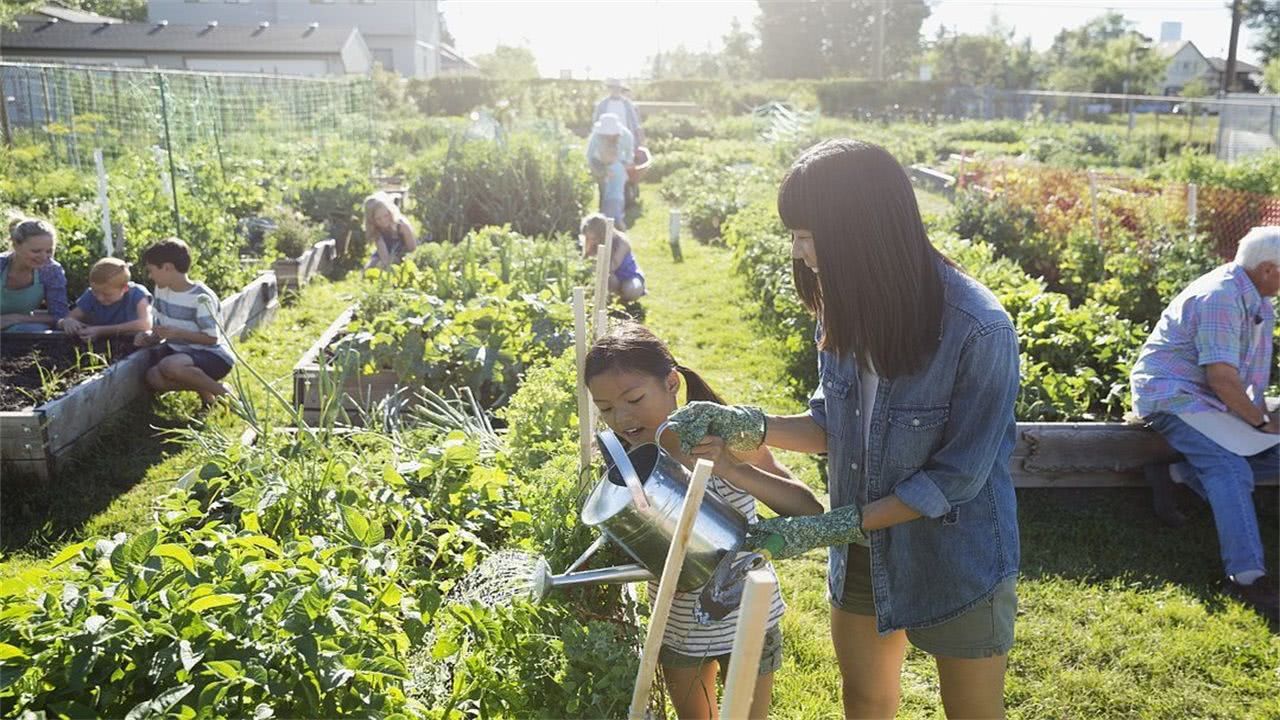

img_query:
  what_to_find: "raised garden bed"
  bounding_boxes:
[272,239,336,291]
[291,305,401,425]
[0,272,283,482]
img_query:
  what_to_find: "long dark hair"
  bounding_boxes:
[777,138,947,378]
[585,321,725,404]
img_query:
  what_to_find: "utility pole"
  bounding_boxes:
[875,0,887,81]
[1223,0,1243,94]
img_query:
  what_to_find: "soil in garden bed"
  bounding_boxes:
[0,336,142,411]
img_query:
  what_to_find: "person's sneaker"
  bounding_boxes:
[1144,463,1187,527]
[1226,575,1280,623]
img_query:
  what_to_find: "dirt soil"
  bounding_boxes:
[0,337,141,411]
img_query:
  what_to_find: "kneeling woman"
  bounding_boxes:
[669,139,1021,719]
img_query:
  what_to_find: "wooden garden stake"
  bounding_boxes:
[573,287,594,476]
[628,458,712,720]
[593,219,614,340]
[718,569,777,720]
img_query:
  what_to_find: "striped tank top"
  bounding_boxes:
[649,473,786,657]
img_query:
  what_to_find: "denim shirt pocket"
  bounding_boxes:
[822,368,852,433]
[885,404,950,470]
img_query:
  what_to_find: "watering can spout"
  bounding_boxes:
[531,560,654,603]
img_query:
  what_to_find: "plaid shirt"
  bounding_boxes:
[1132,262,1275,418]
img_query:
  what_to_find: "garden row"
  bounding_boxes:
[0,225,651,717]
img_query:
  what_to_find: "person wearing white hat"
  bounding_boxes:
[594,78,644,146]
[587,112,634,229]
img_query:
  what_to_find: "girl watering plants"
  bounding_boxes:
[585,322,822,720]
[363,192,417,269]
[667,139,1021,719]
[1,216,69,333]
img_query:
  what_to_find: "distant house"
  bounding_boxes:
[0,19,373,76]
[144,0,446,78]
[16,2,123,25]
[437,42,480,77]
[1159,40,1260,94]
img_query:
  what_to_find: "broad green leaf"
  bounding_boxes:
[357,655,408,680]
[0,643,26,661]
[340,505,370,544]
[48,541,92,569]
[152,544,196,574]
[124,683,193,720]
[188,594,242,614]
[111,529,159,577]
[204,660,243,680]
[382,465,407,488]
[179,640,202,672]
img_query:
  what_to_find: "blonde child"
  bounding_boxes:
[585,321,822,719]
[363,192,417,269]
[581,213,646,302]
[58,257,152,340]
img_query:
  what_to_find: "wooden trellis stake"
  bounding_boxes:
[719,569,777,720]
[573,287,594,476]
[628,458,712,720]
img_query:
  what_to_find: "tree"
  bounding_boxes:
[1265,56,1280,92]
[1244,0,1279,64]
[1043,13,1164,94]
[927,19,1040,89]
[1180,78,1211,98]
[48,0,146,21]
[756,0,931,79]
[473,45,539,80]
[720,18,759,80]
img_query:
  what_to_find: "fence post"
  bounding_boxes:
[0,70,11,147]
[203,75,227,183]
[40,68,56,158]
[63,69,80,170]
[668,208,683,262]
[94,149,114,257]
[157,72,182,237]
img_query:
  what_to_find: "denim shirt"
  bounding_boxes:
[809,261,1021,634]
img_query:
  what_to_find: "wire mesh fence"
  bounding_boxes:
[1,61,374,172]
[945,88,1280,163]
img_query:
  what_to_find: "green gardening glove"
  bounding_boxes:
[743,504,869,561]
[666,401,766,454]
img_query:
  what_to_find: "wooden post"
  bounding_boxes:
[592,219,614,341]
[719,570,777,720]
[0,70,12,147]
[668,208,683,262]
[93,149,113,257]
[628,458,712,720]
[573,287,594,477]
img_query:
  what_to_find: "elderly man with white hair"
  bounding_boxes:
[1131,226,1280,621]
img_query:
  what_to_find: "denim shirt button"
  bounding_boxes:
[851,462,859,471]
[911,417,921,426]
[855,409,861,416]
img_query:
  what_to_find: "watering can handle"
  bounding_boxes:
[598,429,650,510]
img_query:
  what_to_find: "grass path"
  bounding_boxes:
[623,187,1280,719]
[0,276,361,576]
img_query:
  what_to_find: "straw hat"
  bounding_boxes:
[605,77,624,90]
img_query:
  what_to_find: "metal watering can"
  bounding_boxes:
[529,426,748,602]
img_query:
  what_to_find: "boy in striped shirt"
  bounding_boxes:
[134,238,234,405]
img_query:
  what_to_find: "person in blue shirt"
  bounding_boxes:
[57,257,152,340]
[668,139,1020,719]
[1,216,69,332]
[593,78,644,147]
[587,113,634,230]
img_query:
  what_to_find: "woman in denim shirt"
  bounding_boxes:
[1,217,69,332]
[668,140,1020,718]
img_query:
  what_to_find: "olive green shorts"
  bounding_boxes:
[833,544,1016,659]
[660,624,784,676]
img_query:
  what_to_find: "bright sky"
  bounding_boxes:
[441,0,1264,80]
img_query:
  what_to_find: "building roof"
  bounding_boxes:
[1206,56,1262,74]
[1156,40,1193,58]
[20,2,122,25]
[2,19,359,55]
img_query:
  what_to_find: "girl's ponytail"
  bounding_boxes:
[586,322,727,406]
[675,364,726,405]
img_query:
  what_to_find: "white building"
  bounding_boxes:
[1159,40,1261,95]
[145,0,442,77]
